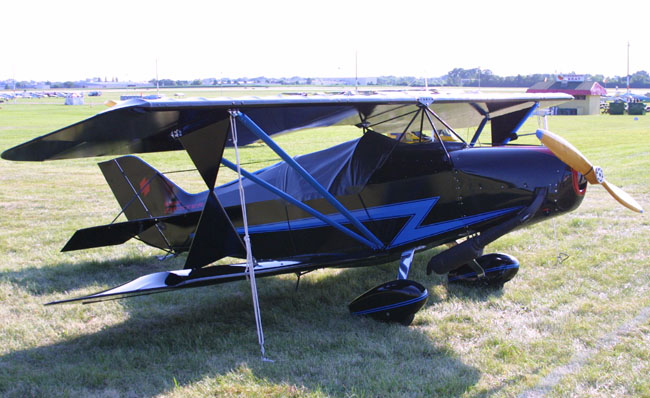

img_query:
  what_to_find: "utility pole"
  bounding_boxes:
[355,50,358,93]
[12,65,16,104]
[156,58,160,97]
[626,41,630,94]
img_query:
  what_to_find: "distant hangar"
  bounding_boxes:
[527,74,606,115]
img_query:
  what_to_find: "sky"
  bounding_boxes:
[3,0,650,82]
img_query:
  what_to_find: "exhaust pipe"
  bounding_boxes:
[427,188,547,275]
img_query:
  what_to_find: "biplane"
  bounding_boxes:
[2,91,643,326]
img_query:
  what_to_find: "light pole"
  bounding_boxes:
[626,41,630,94]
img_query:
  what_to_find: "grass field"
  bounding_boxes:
[0,92,648,397]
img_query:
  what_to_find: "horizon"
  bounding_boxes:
[2,71,646,86]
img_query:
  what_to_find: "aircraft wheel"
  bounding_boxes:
[447,253,519,287]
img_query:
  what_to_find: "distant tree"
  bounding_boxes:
[158,79,175,86]
[446,68,464,86]
[191,79,202,86]
[631,70,650,87]
[63,81,75,88]
[590,74,605,83]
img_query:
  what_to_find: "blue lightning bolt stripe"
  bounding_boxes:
[237,197,522,249]
[381,198,521,248]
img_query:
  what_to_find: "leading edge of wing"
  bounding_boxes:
[45,259,311,305]
[103,91,573,108]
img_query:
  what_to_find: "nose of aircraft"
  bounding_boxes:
[536,129,643,213]
[550,167,587,214]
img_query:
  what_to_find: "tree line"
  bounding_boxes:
[7,68,650,89]
[376,68,650,88]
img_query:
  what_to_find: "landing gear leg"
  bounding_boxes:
[397,245,425,280]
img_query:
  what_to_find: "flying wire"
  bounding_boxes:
[230,110,273,363]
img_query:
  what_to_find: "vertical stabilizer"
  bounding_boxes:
[99,155,195,220]
[98,156,200,252]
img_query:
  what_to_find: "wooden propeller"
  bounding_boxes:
[536,129,643,213]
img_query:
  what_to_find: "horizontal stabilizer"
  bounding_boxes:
[46,260,307,305]
[61,212,200,252]
[62,219,158,252]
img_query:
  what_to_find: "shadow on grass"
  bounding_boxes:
[0,255,181,297]
[1,259,488,397]
[445,283,506,302]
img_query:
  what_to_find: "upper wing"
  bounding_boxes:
[1,92,571,161]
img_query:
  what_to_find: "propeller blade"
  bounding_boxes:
[536,129,597,183]
[536,129,643,213]
[601,180,644,213]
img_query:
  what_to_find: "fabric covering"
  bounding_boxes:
[216,131,395,205]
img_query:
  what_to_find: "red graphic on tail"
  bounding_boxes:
[139,178,151,197]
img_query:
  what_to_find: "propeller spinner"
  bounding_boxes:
[536,129,643,213]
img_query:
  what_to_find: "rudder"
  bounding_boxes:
[99,155,196,220]
[98,156,201,252]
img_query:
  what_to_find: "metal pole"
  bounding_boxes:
[156,58,159,97]
[355,50,359,93]
[229,110,272,362]
[627,42,630,94]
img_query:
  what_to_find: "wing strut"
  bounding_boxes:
[502,102,539,145]
[233,110,384,250]
[229,110,272,362]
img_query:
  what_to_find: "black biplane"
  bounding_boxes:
[2,91,643,326]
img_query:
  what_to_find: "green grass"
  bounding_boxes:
[0,93,649,397]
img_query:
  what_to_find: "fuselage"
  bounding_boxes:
[157,133,585,265]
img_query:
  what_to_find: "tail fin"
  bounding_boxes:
[99,156,196,220]
[97,156,202,252]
